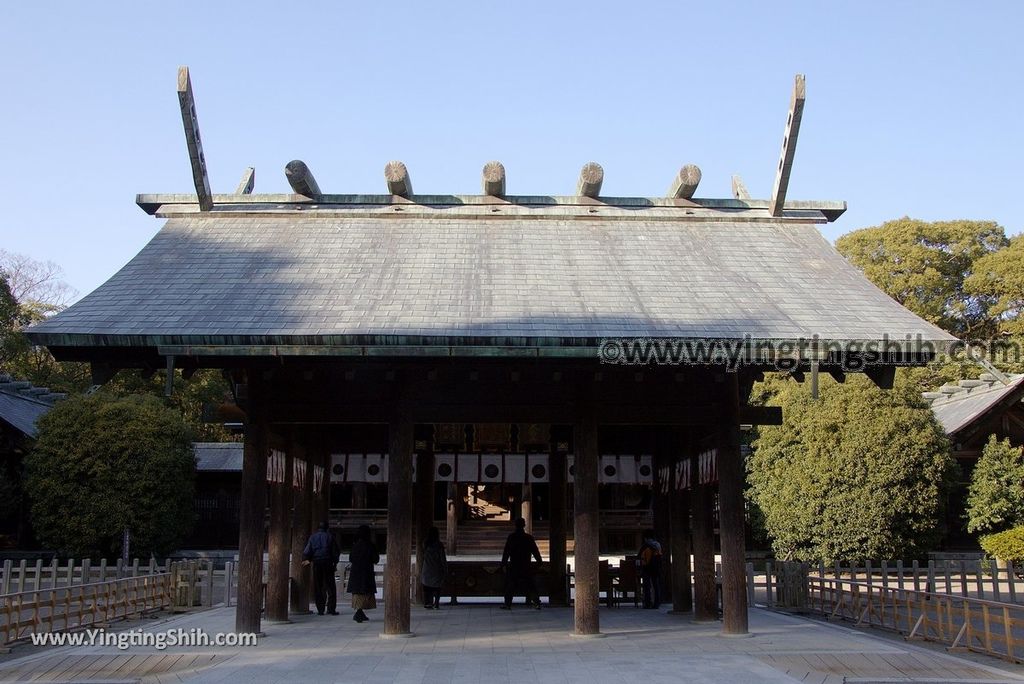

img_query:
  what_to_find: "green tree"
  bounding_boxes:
[748,374,956,563]
[964,235,1024,336]
[966,435,1024,535]
[25,394,196,558]
[835,218,1007,337]
[0,273,30,368]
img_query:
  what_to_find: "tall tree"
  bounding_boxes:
[835,218,1007,337]
[964,235,1024,336]
[748,374,956,563]
[25,393,196,558]
[966,435,1024,535]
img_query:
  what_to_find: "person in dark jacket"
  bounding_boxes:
[347,524,380,623]
[637,529,663,609]
[303,521,340,615]
[500,517,543,609]
[420,526,447,609]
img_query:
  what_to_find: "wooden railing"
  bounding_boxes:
[807,575,1024,662]
[0,570,174,644]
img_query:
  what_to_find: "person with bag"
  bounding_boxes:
[637,529,663,609]
[302,521,340,616]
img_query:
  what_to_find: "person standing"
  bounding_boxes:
[638,529,663,609]
[302,521,340,616]
[420,526,448,609]
[347,524,380,623]
[500,517,543,610]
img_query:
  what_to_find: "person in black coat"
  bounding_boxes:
[302,521,340,615]
[500,517,543,609]
[347,524,380,623]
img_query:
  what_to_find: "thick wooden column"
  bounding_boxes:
[289,438,312,614]
[413,450,434,605]
[669,480,693,613]
[266,443,292,622]
[548,449,568,606]
[384,413,414,635]
[718,374,749,635]
[445,483,459,554]
[521,484,533,534]
[573,414,600,635]
[236,373,269,634]
[691,479,717,622]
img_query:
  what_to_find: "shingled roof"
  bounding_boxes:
[923,373,1024,438]
[0,374,66,438]
[26,195,955,357]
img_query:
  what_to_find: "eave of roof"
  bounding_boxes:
[924,374,1024,438]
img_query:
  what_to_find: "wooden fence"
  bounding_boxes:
[0,568,175,645]
[806,575,1024,662]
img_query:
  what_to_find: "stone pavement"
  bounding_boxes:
[2,603,1024,683]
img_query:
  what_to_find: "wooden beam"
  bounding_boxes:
[731,175,750,200]
[236,372,268,635]
[266,445,292,623]
[548,448,568,606]
[481,161,506,197]
[576,162,604,198]
[691,479,717,621]
[573,411,600,635]
[285,160,321,198]
[384,410,413,635]
[236,167,255,195]
[289,437,312,614]
[385,161,413,197]
[769,74,806,217]
[176,67,213,212]
[866,365,895,390]
[718,374,749,635]
[668,164,702,199]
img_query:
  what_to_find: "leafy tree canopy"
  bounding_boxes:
[25,393,196,558]
[964,235,1024,336]
[966,435,1024,535]
[748,374,956,563]
[835,218,1007,337]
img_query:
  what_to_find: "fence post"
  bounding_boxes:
[224,561,234,608]
[1009,562,1017,603]
[745,562,755,605]
[881,561,889,591]
[81,559,91,586]
[993,561,1002,602]
[927,560,936,594]
[132,558,139,578]
[65,559,74,588]
[32,559,42,591]
[766,561,774,608]
[203,561,215,608]
[99,559,108,583]
[896,560,904,591]
[1,559,11,594]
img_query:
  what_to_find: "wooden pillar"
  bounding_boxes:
[236,373,269,634]
[445,483,459,554]
[414,450,434,605]
[718,373,749,635]
[669,478,693,613]
[652,450,672,603]
[573,414,600,635]
[548,449,568,606]
[266,442,292,622]
[289,437,312,614]
[521,484,533,534]
[384,412,414,635]
[312,443,330,531]
[691,479,717,622]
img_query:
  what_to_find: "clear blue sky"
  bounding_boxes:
[1,1,1021,299]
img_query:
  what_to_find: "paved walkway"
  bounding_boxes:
[2,604,1024,683]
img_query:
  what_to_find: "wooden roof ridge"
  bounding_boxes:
[135,192,847,223]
